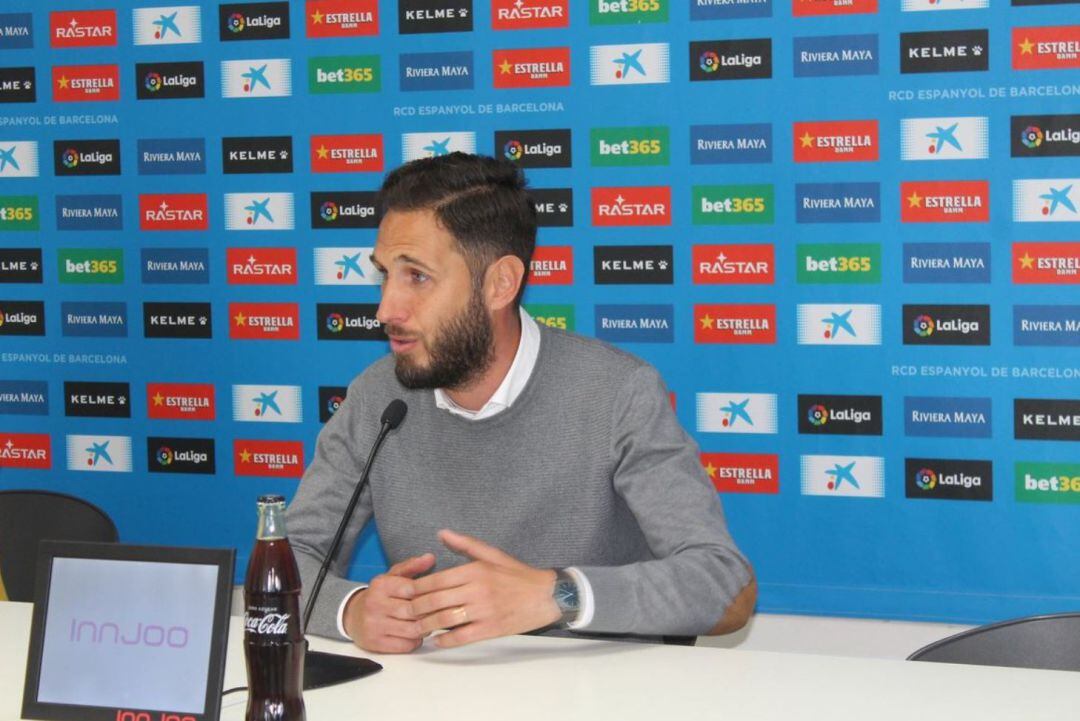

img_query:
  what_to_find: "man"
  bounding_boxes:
[287,153,756,653]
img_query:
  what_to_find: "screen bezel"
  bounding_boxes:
[21,541,234,721]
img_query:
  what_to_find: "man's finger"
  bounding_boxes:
[387,553,436,578]
[418,606,473,636]
[412,564,472,596]
[410,588,468,617]
[438,529,517,566]
[433,622,487,649]
[370,635,423,654]
[369,595,417,621]
[372,574,417,600]
[373,618,424,640]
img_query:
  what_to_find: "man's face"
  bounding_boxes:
[372,208,495,390]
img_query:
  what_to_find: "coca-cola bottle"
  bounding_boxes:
[244,494,306,721]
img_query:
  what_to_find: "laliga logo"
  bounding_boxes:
[62,148,79,169]
[913,314,935,337]
[326,312,344,333]
[144,71,163,92]
[156,446,173,465]
[807,404,829,426]
[699,51,719,73]
[503,140,524,161]
[327,395,344,416]
[227,12,245,33]
[916,468,937,491]
[1022,125,1043,150]
[320,201,338,222]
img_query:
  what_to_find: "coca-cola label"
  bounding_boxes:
[244,609,292,636]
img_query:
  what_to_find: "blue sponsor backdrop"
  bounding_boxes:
[0,0,1079,625]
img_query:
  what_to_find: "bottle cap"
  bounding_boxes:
[257,494,286,505]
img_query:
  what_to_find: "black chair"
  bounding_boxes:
[907,613,1080,672]
[0,490,118,602]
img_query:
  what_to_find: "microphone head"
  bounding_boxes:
[381,399,407,430]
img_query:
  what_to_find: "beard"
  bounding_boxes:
[387,286,495,391]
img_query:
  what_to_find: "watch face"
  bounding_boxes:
[555,578,579,612]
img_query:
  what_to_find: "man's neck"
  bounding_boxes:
[443,308,522,412]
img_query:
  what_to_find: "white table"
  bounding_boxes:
[2,601,1077,720]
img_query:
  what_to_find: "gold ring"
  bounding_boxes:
[453,606,468,624]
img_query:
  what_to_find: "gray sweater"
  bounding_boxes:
[287,324,753,640]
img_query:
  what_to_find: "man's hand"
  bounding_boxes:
[342,553,435,654]
[411,529,561,649]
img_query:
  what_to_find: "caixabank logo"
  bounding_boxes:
[495,47,571,88]
[0,380,47,416]
[0,433,50,470]
[590,0,668,24]
[693,0,771,20]
[528,246,573,285]
[1015,399,1080,441]
[0,67,36,103]
[232,384,302,423]
[234,439,304,478]
[1013,178,1079,223]
[700,453,778,495]
[902,0,988,9]
[495,129,571,168]
[901,29,988,74]
[594,245,672,285]
[493,0,568,30]
[133,6,202,46]
[1012,115,1080,158]
[0,248,42,283]
[61,301,126,338]
[524,303,575,331]
[1015,462,1080,505]
[528,188,573,227]
[904,305,990,346]
[1014,25,1080,70]
[591,126,669,167]
[402,131,476,161]
[590,43,669,86]
[794,0,877,16]
[317,303,383,340]
[796,182,879,223]
[906,459,992,502]
[66,435,131,473]
[53,139,120,176]
[694,304,776,344]
[696,393,777,434]
[595,304,673,343]
[793,120,878,163]
[222,136,292,173]
[793,34,878,77]
[796,304,881,345]
[800,455,884,498]
[903,242,990,284]
[311,134,383,172]
[1014,305,1080,347]
[902,181,989,223]
[148,437,215,475]
[592,186,671,226]
[141,248,210,285]
[318,385,347,422]
[135,61,204,100]
[138,138,206,175]
[1013,242,1080,284]
[399,0,473,34]
[309,55,381,94]
[900,117,989,161]
[50,10,116,48]
[693,184,774,225]
[231,302,299,340]
[143,302,212,339]
[219,2,290,41]
[64,381,130,419]
[689,39,771,81]
[690,124,771,165]
[693,244,774,285]
[140,193,208,231]
[0,196,37,231]
[0,141,38,178]
[227,247,297,285]
[224,192,295,230]
[221,58,291,98]
[797,243,881,284]
[147,382,215,421]
[311,191,380,228]
[0,14,34,50]
[0,300,44,336]
[307,0,379,37]
[798,394,882,436]
[399,51,473,91]
[57,248,123,285]
[904,396,992,438]
[57,194,121,230]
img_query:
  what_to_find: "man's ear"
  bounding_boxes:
[485,255,526,311]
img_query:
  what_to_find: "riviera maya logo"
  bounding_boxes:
[808,404,829,426]
[228,12,245,33]
[699,50,719,74]
[62,148,79,168]
[915,467,937,490]
[145,71,163,92]
[156,446,173,466]
[326,312,344,333]
[320,201,338,222]
[913,313,935,337]
[1022,125,1043,150]
[503,140,524,161]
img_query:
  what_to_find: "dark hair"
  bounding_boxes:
[376,152,537,305]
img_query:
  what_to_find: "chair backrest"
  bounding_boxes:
[0,490,118,602]
[907,613,1080,672]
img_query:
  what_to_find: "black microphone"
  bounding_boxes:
[299,399,407,690]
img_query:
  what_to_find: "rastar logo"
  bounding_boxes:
[147,383,215,421]
[1014,25,1080,71]
[493,0,568,30]
[307,0,379,37]
[1015,462,1080,504]
[793,0,877,16]
[311,134,383,172]
[0,433,50,470]
[231,302,300,340]
[1012,179,1080,223]
[234,439,304,478]
[52,65,119,102]
[797,243,881,285]
[140,194,208,230]
[902,181,989,223]
[592,186,670,226]
[901,116,989,161]
[692,244,774,285]
[133,6,202,45]
[696,393,778,434]
[528,246,573,285]
[224,192,295,230]
[1014,242,1080,284]
[590,43,671,85]
[232,384,302,423]
[227,248,298,285]
[794,120,878,162]
[701,453,779,494]
[800,455,885,498]
[50,10,116,48]
[493,47,571,88]
[695,304,776,344]
[796,304,882,345]
[693,185,774,225]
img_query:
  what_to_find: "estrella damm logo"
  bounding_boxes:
[1013,242,1080,284]
[0,195,38,230]
[1016,462,1080,504]
[524,304,575,332]
[309,55,380,93]
[793,120,878,163]
[590,0,668,25]
[1014,26,1080,71]
[590,126,669,166]
[693,185,774,225]
[57,248,123,284]
[797,243,881,284]
[793,0,877,17]
[307,0,379,37]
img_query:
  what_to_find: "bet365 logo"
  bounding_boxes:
[693,185,774,225]
[591,0,667,24]
[590,126,669,166]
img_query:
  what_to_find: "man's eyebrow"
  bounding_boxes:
[370,253,436,274]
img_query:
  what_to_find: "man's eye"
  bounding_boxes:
[410,270,429,283]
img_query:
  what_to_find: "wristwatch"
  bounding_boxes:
[552,569,581,629]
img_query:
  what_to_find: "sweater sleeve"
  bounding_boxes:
[573,363,754,636]
[285,377,374,640]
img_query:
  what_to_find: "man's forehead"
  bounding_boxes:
[373,209,460,266]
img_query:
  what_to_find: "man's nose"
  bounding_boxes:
[376,278,405,327]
